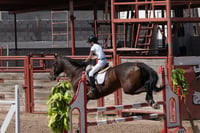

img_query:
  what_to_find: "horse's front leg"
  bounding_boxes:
[145,91,160,109]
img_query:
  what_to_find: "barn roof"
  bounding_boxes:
[3,0,200,13]
[0,0,107,13]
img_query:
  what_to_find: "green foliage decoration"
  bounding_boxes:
[47,80,73,133]
[171,68,188,97]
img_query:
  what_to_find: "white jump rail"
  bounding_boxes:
[0,85,20,133]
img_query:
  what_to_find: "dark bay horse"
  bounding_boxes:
[49,54,164,109]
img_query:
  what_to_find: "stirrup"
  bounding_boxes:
[87,88,96,95]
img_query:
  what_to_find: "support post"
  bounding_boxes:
[14,13,17,50]
[111,0,117,66]
[15,85,20,133]
[166,0,173,80]
[70,0,75,56]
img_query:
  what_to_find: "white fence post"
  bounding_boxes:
[0,85,20,133]
[15,85,20,133]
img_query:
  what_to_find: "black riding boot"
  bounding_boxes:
[88,77,96,94]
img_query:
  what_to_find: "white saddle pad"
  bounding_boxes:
[95,72,106,84]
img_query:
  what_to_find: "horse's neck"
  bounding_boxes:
[62,60,82,80]
[61,58,83,92]
[70,68,83,94]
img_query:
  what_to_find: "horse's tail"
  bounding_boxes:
[137,62,164,92]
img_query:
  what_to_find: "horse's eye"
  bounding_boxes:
[53,62,58,65]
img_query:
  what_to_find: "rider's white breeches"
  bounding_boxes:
[89,60,107,77]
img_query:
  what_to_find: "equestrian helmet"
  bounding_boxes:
[88,35,97,43]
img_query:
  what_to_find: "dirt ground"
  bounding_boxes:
[1,113,200,133]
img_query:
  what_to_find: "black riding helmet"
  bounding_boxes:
[87,35,97,43]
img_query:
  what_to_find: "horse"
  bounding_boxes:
[49,54,164,109]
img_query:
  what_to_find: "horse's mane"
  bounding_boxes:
[61,56,82,68]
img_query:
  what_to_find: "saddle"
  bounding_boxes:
[85,63,111,85]
[97,63,110,74]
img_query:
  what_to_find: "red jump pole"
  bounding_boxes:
[161,66,168,133]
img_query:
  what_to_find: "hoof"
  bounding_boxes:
[152,102,160,109]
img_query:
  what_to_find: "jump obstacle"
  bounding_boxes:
[0,85,20,133]
[66,68,188,133]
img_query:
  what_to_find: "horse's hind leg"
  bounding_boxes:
[145,80,160,109]
[145,91,160,109]
[145,90,153,105]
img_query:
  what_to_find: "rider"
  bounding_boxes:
[85,35,107,94]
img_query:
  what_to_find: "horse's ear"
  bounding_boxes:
[54,53,58,58]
